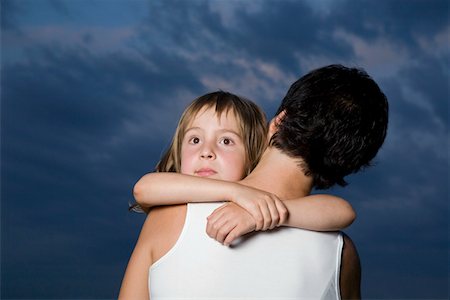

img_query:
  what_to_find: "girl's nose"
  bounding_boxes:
[200,146,216,160]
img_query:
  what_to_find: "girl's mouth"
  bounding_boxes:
[195,168,217,177]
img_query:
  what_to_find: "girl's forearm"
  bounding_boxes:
[133,173,238,207]
[133,172,355,231]
[282,195,356,231]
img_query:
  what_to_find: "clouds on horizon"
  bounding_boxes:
[1,0,448,298]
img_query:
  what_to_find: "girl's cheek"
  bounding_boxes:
[224,150,246,168]
[180,147,196,174]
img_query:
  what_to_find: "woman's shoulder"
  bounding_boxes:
[143,204,187,241]
[144,204,188,263]
[148,204,187,220]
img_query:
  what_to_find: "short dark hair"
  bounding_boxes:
[270,64,389,189]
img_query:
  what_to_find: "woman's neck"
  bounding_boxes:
[241,147,313,199]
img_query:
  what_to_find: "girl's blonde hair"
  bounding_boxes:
[157,91,268,176]
[130,91,267,213]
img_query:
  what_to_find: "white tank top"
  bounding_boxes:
[150,202,343,300]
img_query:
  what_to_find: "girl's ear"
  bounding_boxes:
[269,110,286,135]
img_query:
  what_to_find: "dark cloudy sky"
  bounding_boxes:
[1,0,448,299]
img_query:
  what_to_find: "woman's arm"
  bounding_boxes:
[119,205,187,299]
[118,215,153,300]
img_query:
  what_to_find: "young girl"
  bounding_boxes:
[132,91,355,239]
[119,91,354,299]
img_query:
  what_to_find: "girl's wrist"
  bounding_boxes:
[225,181,240,203]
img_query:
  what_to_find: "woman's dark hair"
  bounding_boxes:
[270,64,389,189]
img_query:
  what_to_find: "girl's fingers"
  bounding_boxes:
[223,226,240,246]
[259,201,272,231]
[274,198,288,226]
[215,221,237,244]
[206,207,227,238]
[251,207,264,231]
[266,197,280,230]
[207,216,228,240]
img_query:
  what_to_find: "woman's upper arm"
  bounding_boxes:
[118,215,154,300]
[118,205,184,299]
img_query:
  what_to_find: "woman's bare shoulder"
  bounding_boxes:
[148,204,187,221]
[143,204,187,263]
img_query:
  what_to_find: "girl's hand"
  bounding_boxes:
[206,202,256,246]
[229,185,289,231]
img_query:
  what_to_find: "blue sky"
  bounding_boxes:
[1,0,448,299]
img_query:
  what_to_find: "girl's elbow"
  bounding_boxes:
[133,180,146,203]
[343,206,357,228]
[133,174,159,206]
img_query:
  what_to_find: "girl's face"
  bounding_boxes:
[180,107,246,182]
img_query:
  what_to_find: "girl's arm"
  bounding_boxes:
[283,195,355,230]
[134,172,288,231]
[134,172,355,233]
[134,172,243,207]
[206,196,355,246]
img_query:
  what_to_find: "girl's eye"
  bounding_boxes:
[189,137,200,144]
[220,138,234,145]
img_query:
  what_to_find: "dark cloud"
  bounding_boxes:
[139,0,354,75]
[336,0,449,46]
[400,56,449,127]
[1,0,25,31]
[334,53,449,297]
[48,0,71,17]
[1,38,206,297]
[1,0,449,298]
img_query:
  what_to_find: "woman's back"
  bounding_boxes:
[149,202,343,300]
